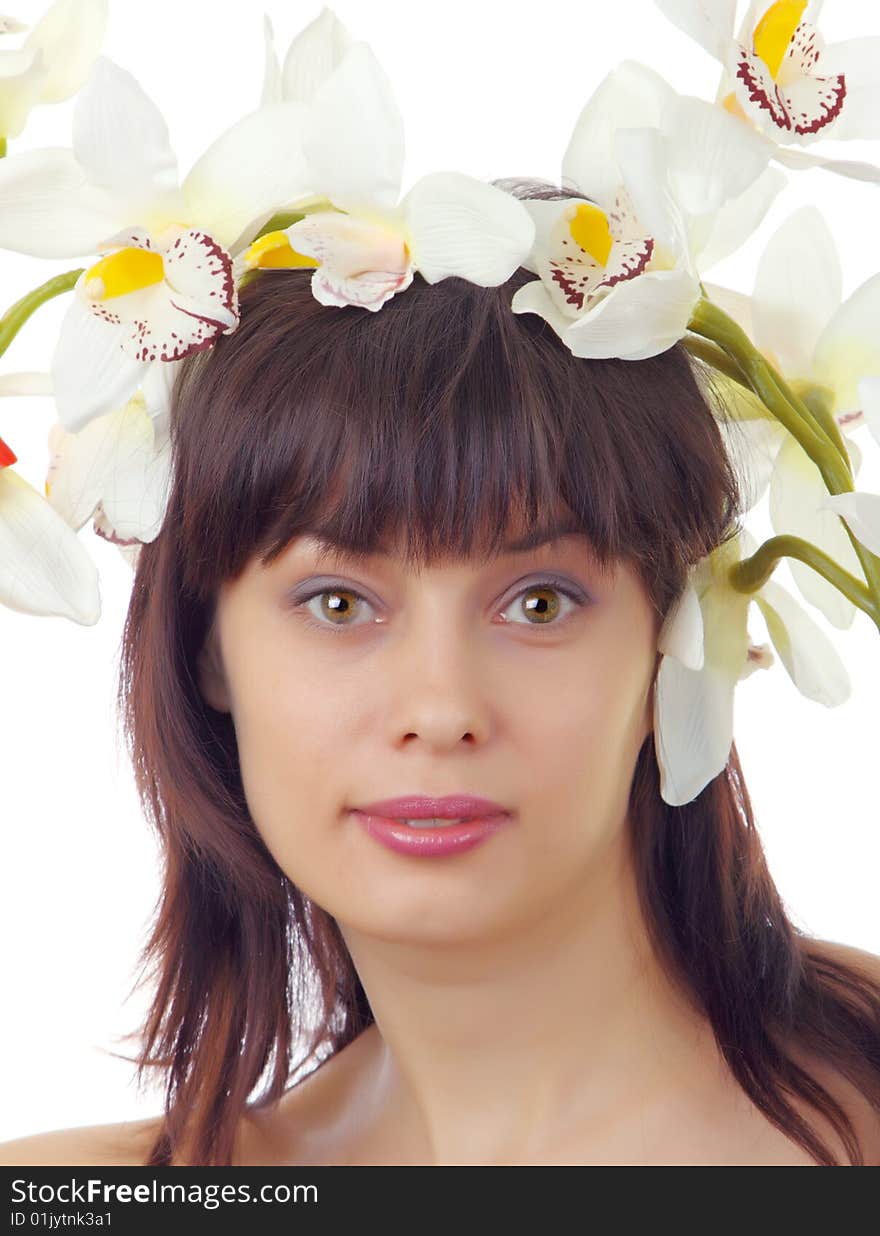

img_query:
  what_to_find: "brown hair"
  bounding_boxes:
[115,178,880,1166]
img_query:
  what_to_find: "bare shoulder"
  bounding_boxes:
[0,1116,164,1167]
[237,1027,384,1166]
[792,937,880,1165]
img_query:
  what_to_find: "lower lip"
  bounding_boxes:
[350,810,510,856]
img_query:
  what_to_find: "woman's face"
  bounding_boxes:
[197,520,661,942]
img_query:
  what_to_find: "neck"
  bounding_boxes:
[336,828,723,1164]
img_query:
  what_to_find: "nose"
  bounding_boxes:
[384,609,492,750]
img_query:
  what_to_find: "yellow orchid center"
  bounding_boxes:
[243,229,319,270]
[753,0,807,81]
[84,246,165,301]
[568,202,613,267]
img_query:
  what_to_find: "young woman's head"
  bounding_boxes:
[185,247,721,950]
[117,180,880,1166]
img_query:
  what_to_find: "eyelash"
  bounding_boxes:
[291,575,589,637]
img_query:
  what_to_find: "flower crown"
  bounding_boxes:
[1,0,879,807]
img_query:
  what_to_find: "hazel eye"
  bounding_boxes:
[500,577,587,628]
[291,573,589,637]
[299,586,374,632]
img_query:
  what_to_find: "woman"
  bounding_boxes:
[2,180,880,1168]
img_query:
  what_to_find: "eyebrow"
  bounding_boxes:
[501,519,585,553]
[297,517,587,564]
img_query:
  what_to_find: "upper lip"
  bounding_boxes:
[351,794,511,819]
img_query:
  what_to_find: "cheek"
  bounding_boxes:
[519,636,652,835]
[225,643,345,853]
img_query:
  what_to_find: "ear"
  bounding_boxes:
[197,616,232,714]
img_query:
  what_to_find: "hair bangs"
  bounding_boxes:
[168,251,734,620]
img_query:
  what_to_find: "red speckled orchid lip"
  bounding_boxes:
[351,795,510,819]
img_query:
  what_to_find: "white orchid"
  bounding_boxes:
[509,59,784,360]
[703,205,880,630]
[0,51,317,433]
[654,524,850,805]
[234,37,535,313]
[655,0,880,183]
[44,382,173,553]
[0,376,99,623]
[260,5,354,107]
[0,0,107,141]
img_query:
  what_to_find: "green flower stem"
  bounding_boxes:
[0,136,6,159]
[688,298,838,468]
[728,534,879,628]
[0,268,84,360]
[682,334,752,390]
[688,295,880,625]
[790,379,849,469]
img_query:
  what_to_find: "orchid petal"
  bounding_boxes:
[260,12,282,105]
[280,4,355,102]
[817,37,880,140]
[611,126,690,261]
[0,371,54,397]
[819,490,880,559]
[50,285,148,432]
[403,172,536,286]
[73,56,179,201]
[561,59,677,211]
[0,146,126,256]
[771,144,880,185]
[0,465,100,624]
[310,263,414,312]
[509,277,579,338]
[657,577,704,670]
[662,93,773,221]
[141,355,183,435]
[654,0,736,63]
[181,101,313,252]
[114,230,239,363]
[25,0,108,104]
[46,397,171,543]
[812,273,880,412]
[561,267,701,360]
[0,43,47,138]
[754,577,850,705]
[654,653,736,805]
[284,211,413,310]
[729,29,846,142]
[768,431,860,628]
[515,196,584,276]
[858,375,880,451]
[302,41,404,215]
[694,164,786,272]
[284,211,405,279]
[753,206,841,378]
[654,579,748,806]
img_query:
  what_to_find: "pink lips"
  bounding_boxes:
[349,794,512,857]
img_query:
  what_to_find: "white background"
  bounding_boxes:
[1,0,879,1141]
